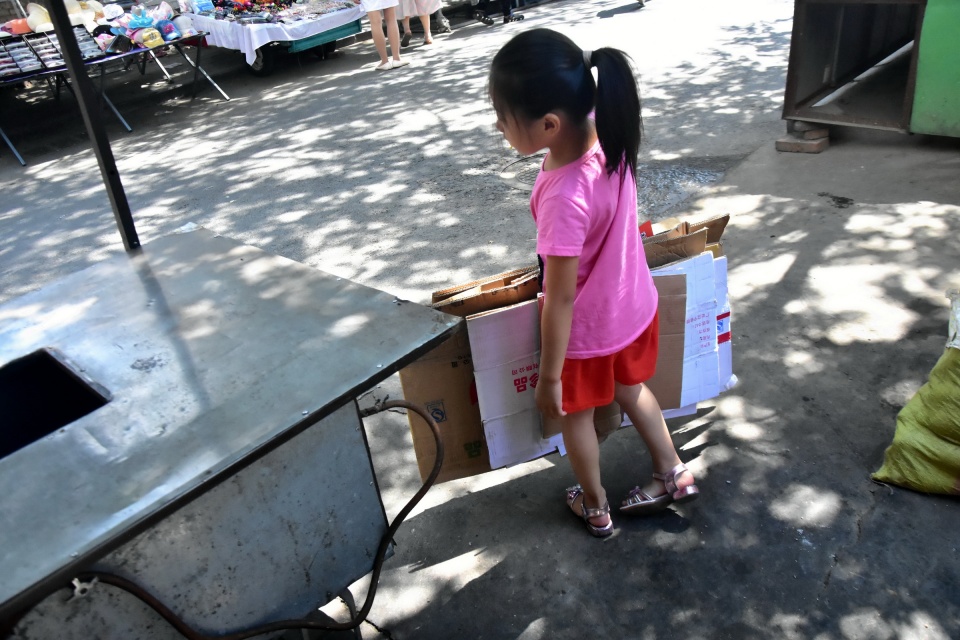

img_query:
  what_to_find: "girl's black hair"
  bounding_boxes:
[490,28,642,177]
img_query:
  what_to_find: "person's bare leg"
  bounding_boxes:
[367,9,389,64]
[418,13,432,43]
[402,16,412,35]
[615,381,694,499]
[561,407,609,527]
[383,7,403,61]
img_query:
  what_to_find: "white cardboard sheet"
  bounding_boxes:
[652,252,721,407]
[467,300,560,469]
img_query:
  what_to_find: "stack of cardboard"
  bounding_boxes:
[399,213,735,483]
[399,266,544,483]
[643,214,736,417]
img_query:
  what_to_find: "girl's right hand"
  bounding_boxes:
[536,378,566,419]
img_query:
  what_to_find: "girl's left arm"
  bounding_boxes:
[536,255,578,419]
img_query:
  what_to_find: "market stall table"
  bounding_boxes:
[0,31,227,166]
[187,5,363,74]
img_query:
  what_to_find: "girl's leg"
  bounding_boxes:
[615,382,695,498]
[367,10,389,64]
[418,13,432,43]
[383,6,403,61]
[561,407,609,527]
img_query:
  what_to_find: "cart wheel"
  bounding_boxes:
[248,46,276,76]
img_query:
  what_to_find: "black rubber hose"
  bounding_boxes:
[7,399,443,640]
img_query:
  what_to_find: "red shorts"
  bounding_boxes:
[560,312,659,414]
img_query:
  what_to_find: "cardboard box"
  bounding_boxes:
[398,326,492,484]
[401,268,545,481]
[432,266,539,318]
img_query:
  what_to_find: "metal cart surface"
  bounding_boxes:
[0,227,460,637]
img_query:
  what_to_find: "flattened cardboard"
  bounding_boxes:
[648,213,729,245]
[467,297,622,466]
[542,400,622,440]
[593,401,623,443]
[482,409,564,469]
[431,265,538,303]
[474,354,542,421]
[432,269,540,318]
[688,213,729,244]
[467,298,540,371]
[467,299,561,468]
[652,253,720,407]
[644,274,687,410]
[715,255,735,391]
[398,326,492,484]
[643,228,709,269]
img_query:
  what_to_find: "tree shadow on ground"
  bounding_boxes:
[0,0,793,307]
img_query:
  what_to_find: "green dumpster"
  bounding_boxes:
[910,0,960,137]
[782,0,960,137]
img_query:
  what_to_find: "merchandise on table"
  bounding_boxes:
[0,0,194,83]
[1,0,194,59]
[182,0,356,24]
[279,0,356,21]
[26,3,54,33]
[95,2,198,52]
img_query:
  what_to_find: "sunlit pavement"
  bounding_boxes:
[2,0,960,638]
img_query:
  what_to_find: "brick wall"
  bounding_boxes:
[0,0,25,23]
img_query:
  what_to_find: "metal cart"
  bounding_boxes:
[1,226,459,639]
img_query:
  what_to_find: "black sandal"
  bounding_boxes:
[503,13,524,23]
[473,10,494,25]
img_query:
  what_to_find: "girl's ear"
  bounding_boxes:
[542,113,561,137]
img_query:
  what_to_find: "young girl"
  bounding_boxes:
[489,29,699,537]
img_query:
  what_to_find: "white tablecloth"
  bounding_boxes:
[187,8,364,65]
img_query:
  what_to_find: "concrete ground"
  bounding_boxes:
[2,0,960,638]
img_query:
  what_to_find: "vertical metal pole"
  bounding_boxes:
[44,0,140,251]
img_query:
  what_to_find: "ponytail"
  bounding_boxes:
[592,48,642,177]
[490,29,642,178]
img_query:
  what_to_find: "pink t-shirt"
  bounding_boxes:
[531,140,657,359]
